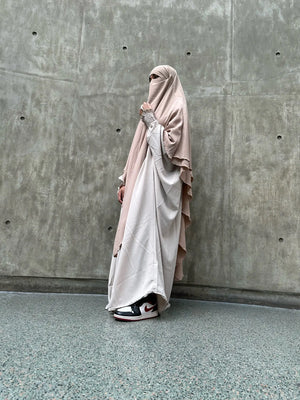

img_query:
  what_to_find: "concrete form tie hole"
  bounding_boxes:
[116,128,121,134]
[20,116,25,120]
[122,46,128,51]
[108,226,113,231]
[5,220,11,225]
[275,51,281,56]
[277,135,282,140]
[278,237,284,242]
[186,51,191,56]
[32,31,37,36]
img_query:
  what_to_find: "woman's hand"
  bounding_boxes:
[118,185,125,204]
[139,102,152,115]
[140,102,157,128]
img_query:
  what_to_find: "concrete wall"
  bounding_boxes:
[1,0,299,306]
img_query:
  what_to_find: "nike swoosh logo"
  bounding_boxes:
[145,304,156,312]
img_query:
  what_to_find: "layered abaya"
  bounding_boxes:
[106,65,192,313]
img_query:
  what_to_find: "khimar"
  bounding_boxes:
[113,65,192,280]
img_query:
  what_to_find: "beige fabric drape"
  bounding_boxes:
[113,65,192,280]
[106,123,182,312]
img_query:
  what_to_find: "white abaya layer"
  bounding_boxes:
[106,121,182,313]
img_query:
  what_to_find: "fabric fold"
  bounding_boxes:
[112,65,192,280]
[106,122,182,312]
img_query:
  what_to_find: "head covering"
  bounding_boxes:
[113,65,192,280]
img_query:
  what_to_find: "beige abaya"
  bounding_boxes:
[106,65,192,313]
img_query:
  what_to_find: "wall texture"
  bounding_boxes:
[0,0,299,307]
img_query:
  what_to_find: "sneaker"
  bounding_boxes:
[114,293,159,321]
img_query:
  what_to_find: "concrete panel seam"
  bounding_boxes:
[0,67,75,84]
[229,0,234,92]
[76,7,85,75]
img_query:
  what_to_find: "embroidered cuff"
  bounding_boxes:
[141,110,157,129]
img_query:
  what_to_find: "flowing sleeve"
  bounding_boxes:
[146,121,176,170]
[162,106,184,160]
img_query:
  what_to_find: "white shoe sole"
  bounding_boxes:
[113,310,159,321]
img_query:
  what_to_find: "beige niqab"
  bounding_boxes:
[113,65,192,280]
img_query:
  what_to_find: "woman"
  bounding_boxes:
[106,65,192,321]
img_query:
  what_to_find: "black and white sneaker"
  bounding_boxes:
[114,293,159,321]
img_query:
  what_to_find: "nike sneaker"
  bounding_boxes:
[114,293,159,321]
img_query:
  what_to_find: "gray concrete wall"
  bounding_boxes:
[0,1,299,305]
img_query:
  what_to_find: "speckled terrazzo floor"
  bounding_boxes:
[0,293,299,400]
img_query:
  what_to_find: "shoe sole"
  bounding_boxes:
[113,311,159,322]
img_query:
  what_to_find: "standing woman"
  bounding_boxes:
[106,65,192,321]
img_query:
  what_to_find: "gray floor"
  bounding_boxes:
[0,293,299,400]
